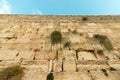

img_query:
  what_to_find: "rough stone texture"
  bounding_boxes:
[0,15,120,80]
[54,72,91,80]
[63,50,76,60]
[78,51,96,60]
[63,60,76,72]
[0,50,18,60]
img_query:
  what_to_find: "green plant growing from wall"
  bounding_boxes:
[51,31,62,44]
[0,65,24,80]
[47,73,54,80]
[97,50,104,54]
[64,41,71,48]
[93,34,113,50]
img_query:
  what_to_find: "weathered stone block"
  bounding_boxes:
[53,60,62,72]
[70,35,81,43]
[63,50,76,60]
[78,51,96,60]
[17,50,34,60]
[0,50,18,60]
[54,72,91,80]
[63,60,76,72]
[21,60,49,72]
[23,70,47,80]
[35,50,56,60]
[90,69,120,80]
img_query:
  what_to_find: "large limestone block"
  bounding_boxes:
[0,33,14,38]
[58,50,64,60]
[17,43,31,50]
[31,42,45,50]
[44,39,51,50]
[108,61,120,70]
[109,71,120,80]
[78,51,96,60]
[0,61,20,67]
[98,29,107,33]
[23,69,47,80]
[15,38,31,43]
[63,60,76,72]
[90,70,108,80]
[87,28,96,33]
[0,50,18,60]
[17,50,34,60]
[35,50,56,60]
[63,50,76,60]
[70,35,81,43]
[34,51,47,60]
[22,32,31,38]
[0,43,12,50]
[54,72,91,80]
[104,51,119,60]
[84,43,94,50]
[21,60,49,73]
[53,60,62,72]
[111,50,120,58]
[47,50,56,60]
[61,29,69,33]
[77,60,108,70]
[90,69,120,80]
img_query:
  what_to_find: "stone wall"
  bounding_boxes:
[0,14,120,80]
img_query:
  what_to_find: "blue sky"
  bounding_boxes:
[0,0,120,15]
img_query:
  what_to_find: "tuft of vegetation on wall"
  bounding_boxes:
[51,31,62,44]
[47,73,54,80]
[82,17,88,21]
[101,69,108,76]
[0,65,24,80]
[97,50,104,54]
[64,41,71,48]
[93,34,113,50]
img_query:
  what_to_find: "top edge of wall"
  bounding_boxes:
[0,14,120,23]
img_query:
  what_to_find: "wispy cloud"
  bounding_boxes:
[0,0,11,14]
[32,9,43,14]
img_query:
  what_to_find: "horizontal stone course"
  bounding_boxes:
[0,15,120,23]
[0,15,120,80]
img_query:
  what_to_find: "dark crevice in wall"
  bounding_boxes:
[88,70,95,80]
[101,69,108,76]
[56,50,58,60]
[33,56,35,60]
[34,48,40,52]
[75,60,78,72]
[61,59,64,72]
[75,50,79,60]
[16,53,19,56]
[82,17,88,21]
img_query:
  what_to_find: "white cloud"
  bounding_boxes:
[0,0,11,14]
[32,9,43,14]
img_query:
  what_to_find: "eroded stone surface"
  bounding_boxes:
[0,15,120,80]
